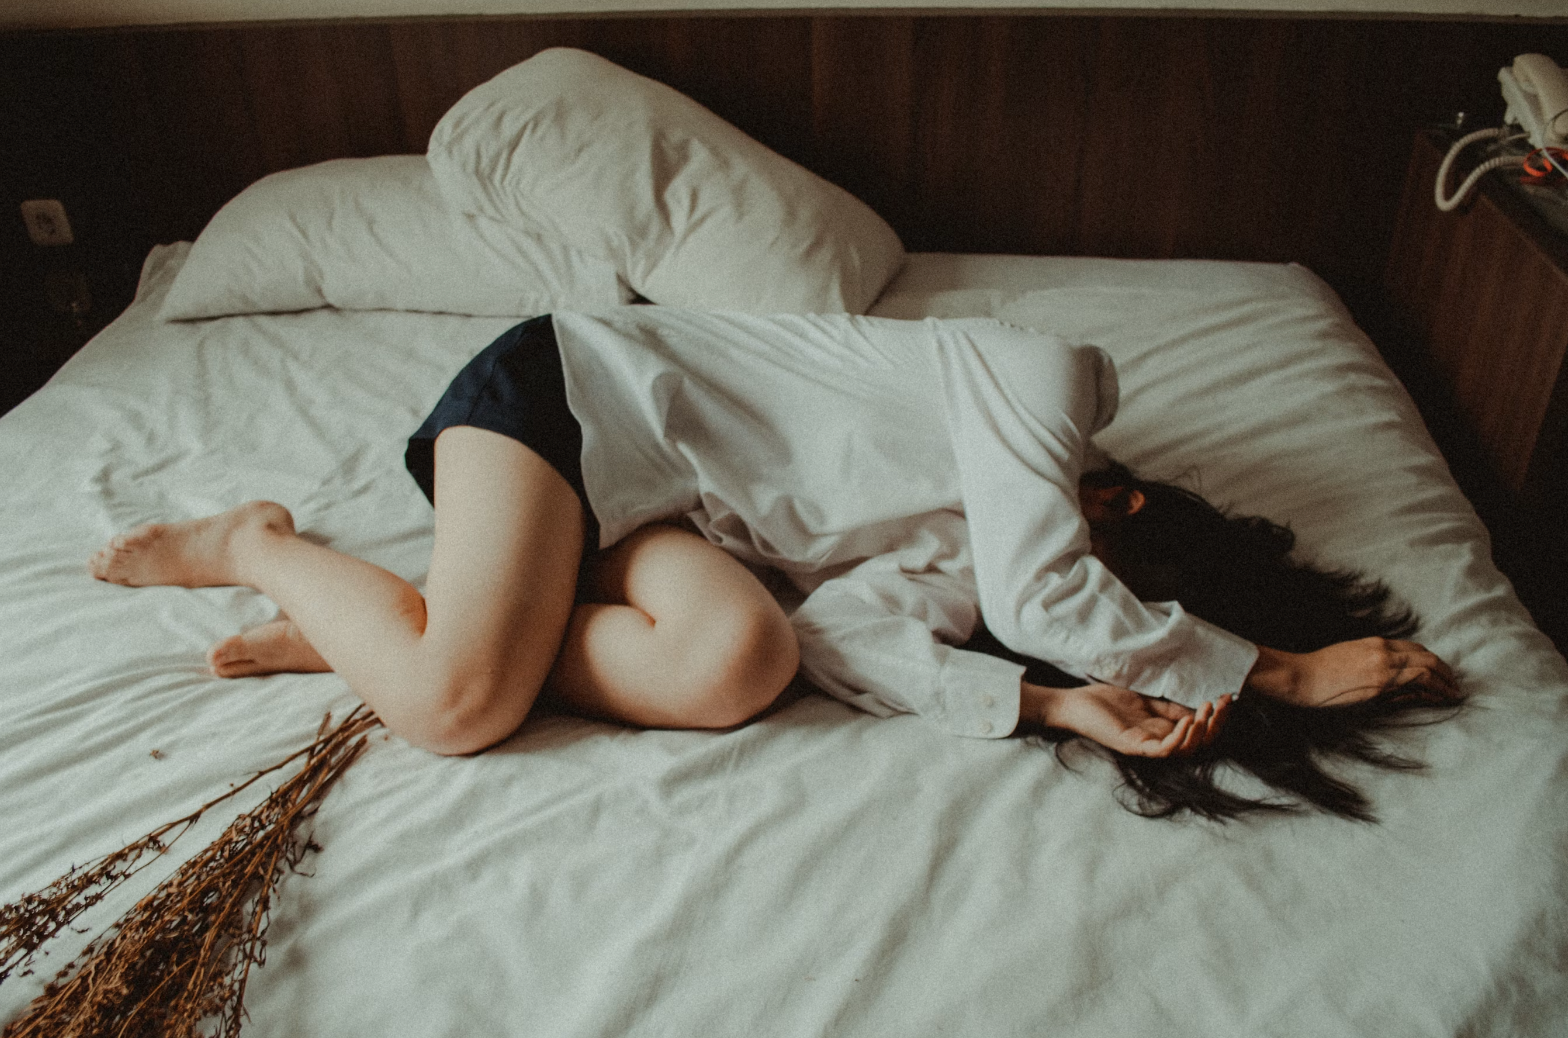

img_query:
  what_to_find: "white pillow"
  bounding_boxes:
[426,48,906,315]
[161,155,630,320]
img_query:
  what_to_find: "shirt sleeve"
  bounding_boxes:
[789,528,1026,740]
[934,320,1259,709]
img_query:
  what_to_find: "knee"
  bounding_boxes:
[679,603,799,729]
[404,669,537,756]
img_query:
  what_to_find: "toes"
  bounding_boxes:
[207,635,242,664]
[88,544,125,582]
[89,527,150,583]
[207,636,255,677]
[210,653,260,679]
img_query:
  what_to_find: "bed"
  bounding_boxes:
[3,47,1568,1038]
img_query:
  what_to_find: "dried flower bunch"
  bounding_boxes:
[0,707,380,1037]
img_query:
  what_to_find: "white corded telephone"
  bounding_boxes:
[1500,54,1568,150]
[1435,54,1568,212]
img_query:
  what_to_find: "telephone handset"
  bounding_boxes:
[1435,53,1568,211]
[1499,54,1568,149]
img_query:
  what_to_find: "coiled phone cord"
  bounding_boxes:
[1435,127,1527,212]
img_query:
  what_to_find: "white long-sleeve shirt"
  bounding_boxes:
[552,309,1258,739]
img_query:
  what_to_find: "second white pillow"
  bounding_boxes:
[162,155,630,321]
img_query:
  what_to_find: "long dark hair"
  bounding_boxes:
[970,461,1461,822]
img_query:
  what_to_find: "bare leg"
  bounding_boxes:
[547,524,799,729]
[191,522,799,731]
[90,427,583,755]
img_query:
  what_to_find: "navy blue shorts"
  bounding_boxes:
[405,316,597,546]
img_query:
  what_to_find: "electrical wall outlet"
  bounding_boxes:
[20,199,74,247]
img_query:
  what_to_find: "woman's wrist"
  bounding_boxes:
[1245,645,1301,703]
[1020,681,1069,728]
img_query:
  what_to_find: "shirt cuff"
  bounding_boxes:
[1088,613,1258,709]
[937,651,1026,739]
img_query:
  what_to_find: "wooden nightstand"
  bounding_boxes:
[1385,130,1568,514]
[1382,130,1568,651]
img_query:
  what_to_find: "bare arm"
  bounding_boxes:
[1244,639,1459,707]
[1015,634,1458,758]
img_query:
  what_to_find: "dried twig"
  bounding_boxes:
[0,706,380,1037]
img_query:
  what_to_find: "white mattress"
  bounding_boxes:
[1,246,1564,1037]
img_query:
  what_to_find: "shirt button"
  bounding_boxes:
[979,721,995,735]
[982,694,997,708]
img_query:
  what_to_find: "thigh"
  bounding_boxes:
[550,523,798,728]
[419,425,585,731]
[591,524,780,630]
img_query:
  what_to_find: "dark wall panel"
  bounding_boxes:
[2,14,1566,346]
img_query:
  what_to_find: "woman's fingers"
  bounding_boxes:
[1100,689,1241,758]
[1147,697,1193,721]
[1133,695,1237,758]
[1200,694,1231,747]
[1388,641,1460,698]
[1181,695,1231,753]
[1147,715,1190,757]
[1177,702,1210,754]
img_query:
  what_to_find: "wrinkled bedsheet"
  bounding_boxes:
[1,246,1564,1037]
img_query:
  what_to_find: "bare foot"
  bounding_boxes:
[89,501,294,588]
[208,618,332,678]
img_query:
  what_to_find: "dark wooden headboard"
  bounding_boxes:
[2,13,1565,332]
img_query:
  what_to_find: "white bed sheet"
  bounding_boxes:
[1,245,1564,1037]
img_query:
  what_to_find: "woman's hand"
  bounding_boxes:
[1246,638,1459,708]
[1021,681,1231,758]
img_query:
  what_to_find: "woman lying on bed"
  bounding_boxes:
[88,311,1458,820]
